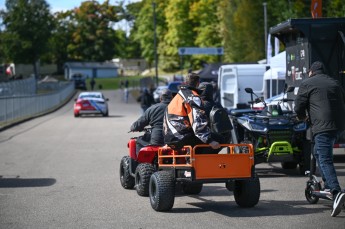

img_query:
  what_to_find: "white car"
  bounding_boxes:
[153,86,168,103]
[74,92,109,117]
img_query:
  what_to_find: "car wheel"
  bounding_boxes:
[74,113,79,118]
[120,156,135,189]
[135,163,155,196]
[149,171,175,211]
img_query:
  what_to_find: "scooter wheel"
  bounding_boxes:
[305,182,320,204]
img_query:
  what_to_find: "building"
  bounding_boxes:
[64,62,119,80]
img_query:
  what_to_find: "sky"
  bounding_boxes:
[0,0,140,12]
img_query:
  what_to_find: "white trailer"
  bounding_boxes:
[218,64,268,110]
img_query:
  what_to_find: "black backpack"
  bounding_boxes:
[209,105,233,134]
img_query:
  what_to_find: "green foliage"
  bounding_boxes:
[67,1,121,61]
[0,0,54,67]
[1,0,345,76]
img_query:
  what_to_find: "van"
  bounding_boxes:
[218,64,268,110]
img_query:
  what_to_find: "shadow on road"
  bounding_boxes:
[170,199,332,217]
[0,177,56,188]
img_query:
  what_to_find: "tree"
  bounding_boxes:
[0,0,54,77]
[67,0,122,61]
[159,0,196,71]
[189,0,223,65]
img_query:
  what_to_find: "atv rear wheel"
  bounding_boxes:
[120,156,135,189]
[181,182,203,195]
[234,176,260,208]
[149,171,175,212]
[135,163,155,196]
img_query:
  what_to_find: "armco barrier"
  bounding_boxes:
[0,82,75,130]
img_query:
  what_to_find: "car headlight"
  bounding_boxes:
[293,122,307,131]
[238,119,267,132]
[249,123,268,132]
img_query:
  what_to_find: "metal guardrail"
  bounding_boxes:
[0,82,75,130]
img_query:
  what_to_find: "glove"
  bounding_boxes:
[209,141,221,149]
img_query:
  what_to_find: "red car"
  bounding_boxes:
[74,92,109,117]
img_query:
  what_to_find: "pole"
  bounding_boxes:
[263,2,267,61]
[152,2,158,87]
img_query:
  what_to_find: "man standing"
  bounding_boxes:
[294,61,345,217]
[163,72,220,152]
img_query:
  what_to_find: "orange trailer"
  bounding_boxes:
[149,143,260,211]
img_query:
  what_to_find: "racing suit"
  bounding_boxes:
[163,85,215,150]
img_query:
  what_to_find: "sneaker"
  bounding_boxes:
[331,192,345,217]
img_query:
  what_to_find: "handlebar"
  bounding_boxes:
[128,126,152,133]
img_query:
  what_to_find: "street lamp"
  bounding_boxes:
[152,2,158,87]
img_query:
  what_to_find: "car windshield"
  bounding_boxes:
[79,93,102,99]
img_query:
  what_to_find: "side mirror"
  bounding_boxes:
[245,88,253,93]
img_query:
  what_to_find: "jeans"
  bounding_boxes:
[313,130,341,195]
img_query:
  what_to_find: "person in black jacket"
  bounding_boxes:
[137,88,154,113]
[294,61,345,217]
[131,89,172,148]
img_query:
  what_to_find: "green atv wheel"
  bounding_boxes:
[149,171,175,212]
[135,163,155,196]
[234,176,260,207]
[120,156,135,189]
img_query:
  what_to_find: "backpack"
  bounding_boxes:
[209,105,233,134]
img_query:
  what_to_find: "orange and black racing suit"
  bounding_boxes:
[163,85,214,149]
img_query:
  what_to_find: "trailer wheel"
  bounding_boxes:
[135,163,155,196]
[149,171,175,212]
[234,176,260,208]
[120,156,135,189]
[225,180,235,192]
[182,182,203,195]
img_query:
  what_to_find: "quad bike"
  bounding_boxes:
[119,128,160,197]
[148,143,260,212]
[119,128,196,197]
[228,86,311,175]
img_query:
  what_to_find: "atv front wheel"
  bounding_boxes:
[135,163,155,196]
[281,162,298,169]
[120,156,135,189]
[149,171,175,212]
[234,176,260,207]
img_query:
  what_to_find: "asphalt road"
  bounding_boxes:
[0,89,345,229]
